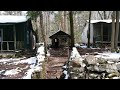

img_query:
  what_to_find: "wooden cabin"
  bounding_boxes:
[81,19,120,47]
[49,30,71,48]
[0,15,36,52]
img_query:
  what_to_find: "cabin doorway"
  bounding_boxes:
[54,38,59,48]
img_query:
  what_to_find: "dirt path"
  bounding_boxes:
[45,48,71,79]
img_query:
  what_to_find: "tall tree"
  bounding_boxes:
[111,11,116,51]
[64,11,67,32]
[103,11,107,19]
[115,11,119,49]
[39,11,47,57]
[27,11,40,43]
[87,11,91,48]
[69,11,75,47]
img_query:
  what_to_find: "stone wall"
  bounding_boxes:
[61,47,120,79]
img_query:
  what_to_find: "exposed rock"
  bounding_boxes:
[108,59,120,62]
[70,57,83,67]
[84,55,97,65]
[89,73,98,79]
[106,64,118,73]
[71,67,84,73]
[31,71,41,79]
[107,72,119,78]
[70,58,85,67]
[116,64,120,72]
[98,64,106,72]
[112,77,120,79]
[97,58,107,64]
[107,61,114,64]
[63,48,120,79]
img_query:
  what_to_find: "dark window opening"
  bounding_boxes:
[9,42,14,50]
[3,26,14,41]
[2,42,7,50]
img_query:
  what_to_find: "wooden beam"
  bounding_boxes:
[14,24,16,51]
[0,29,3,52]
[101,23,103,47]
[7,42,9,51]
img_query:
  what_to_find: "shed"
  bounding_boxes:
[0,15,36,52]
[81,19,120,47]
[49,30,71,48]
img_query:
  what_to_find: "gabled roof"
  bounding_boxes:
[87,19,120,24]
[0,15,29,23]
[49,30,71,38]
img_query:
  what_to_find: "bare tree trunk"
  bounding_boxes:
[111,11,116,52]
[60,11,64,31]
[64,11,67,32]
[34,18,39,43]
[108,11,113,19]
[115,11,119,49]
[45,12,48,44]
[39,11,47,57]
[69,11,75,47]
[47,12,51,44]
[87,11,91,48]
[103,11,107,19]
[98,11,103,20]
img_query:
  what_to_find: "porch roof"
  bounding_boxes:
[87,19,120,24]
[0,15,29,23]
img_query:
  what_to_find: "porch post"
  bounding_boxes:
[14,24,16,51]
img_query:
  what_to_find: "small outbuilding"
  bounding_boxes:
[49,30,71,48]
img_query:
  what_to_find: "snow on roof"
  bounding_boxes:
[87,19,120,24]
[0,15,29,23]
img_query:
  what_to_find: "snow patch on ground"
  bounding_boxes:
[22,44,46,79]
[22,69,34,79]
[95,52,120,60]
[71,47,81,59]
[4,68,21,75]
[0,70,5,74]
[0,43,46,79]
[16,57,37,64]
[37,45,44,55]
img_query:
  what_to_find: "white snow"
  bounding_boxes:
[65,74,69,79]
[71,47,81,59]
[80,45,87,48]
[63,70,69,79]
[113,77,119,79]
[22,44,46,79]
[63,65,67,69]
[63,70,67,75]
[87,19,120,24]
[0,70,5,74]
[0,57,26,63]
[22,69,34,79]
[0,43,46,79]
[0,15,29,23]
[16,57,37,65]
[4,68,21,75]
[95,52,120,60]
[75,43,88,48]
[75,43,80,47]
[37,45,44,54]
